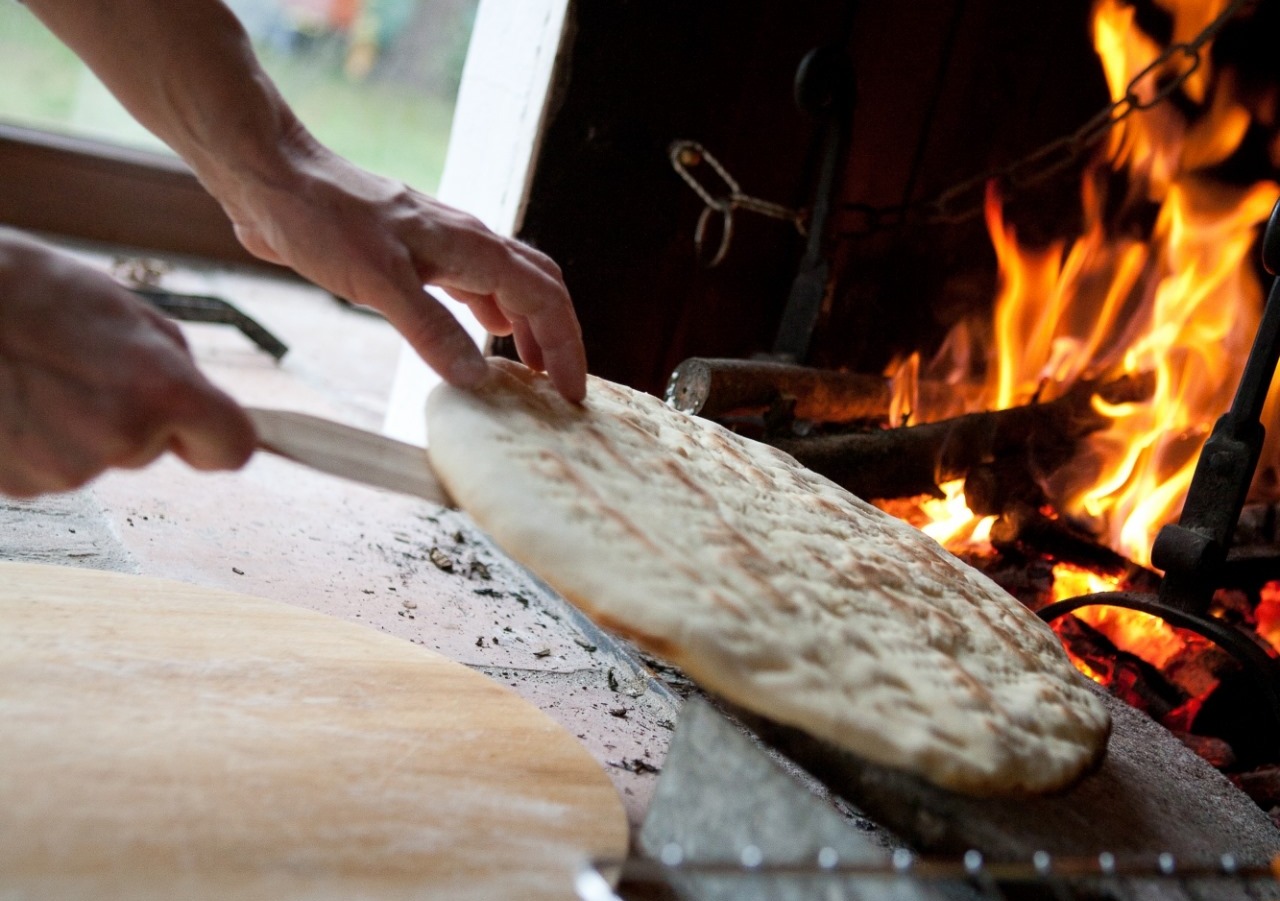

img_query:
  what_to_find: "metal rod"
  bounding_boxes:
[578,849,1279,887]
[131,288,289,360]
[1036,590,1280,740]
[1228,276,1280,431]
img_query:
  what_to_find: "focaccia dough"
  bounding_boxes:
[427,359,1110,796]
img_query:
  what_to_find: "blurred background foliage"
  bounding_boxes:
[0,0,479,192]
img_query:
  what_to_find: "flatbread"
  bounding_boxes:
[426,359,1111,796]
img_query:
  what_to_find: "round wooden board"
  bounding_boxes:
[0,562,627,900]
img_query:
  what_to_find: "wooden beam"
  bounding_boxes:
[0,123,269,268]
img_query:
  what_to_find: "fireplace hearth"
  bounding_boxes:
[513,0,1280,824]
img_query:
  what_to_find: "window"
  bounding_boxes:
[0,0,478,258]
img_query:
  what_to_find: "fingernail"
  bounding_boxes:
[450,353,490,387]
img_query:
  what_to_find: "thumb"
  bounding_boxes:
[166,384,258,472]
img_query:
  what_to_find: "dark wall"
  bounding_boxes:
[517,0,1111,393]
[516,0,852,392]
[822,0,1110,374]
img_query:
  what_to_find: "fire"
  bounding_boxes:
[1049,562,1119,603]
[891,0,1280,716]
[1052,562,1190,669]
[1257,581,1280,651]
[918,479,995,547]
[922,0,1280,570]
[1067,178,1278,563]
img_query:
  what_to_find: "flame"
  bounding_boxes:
[919,480,995,547]
[886,352,920,427]
[1057,179,1279,564]
[1050,564,1187,672]
[898,0,1280,726]
[1257,581,1280,652]
[1050,562,1119,602]
[1052,566,1200,686]
[1078,605,1190,670]
[923,0,1280,570]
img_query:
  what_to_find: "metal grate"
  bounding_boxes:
[576,850,1280,901]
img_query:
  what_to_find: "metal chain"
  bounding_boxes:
[669,0,1251,259]
[853,0,1252,234]
[669,140,807,267]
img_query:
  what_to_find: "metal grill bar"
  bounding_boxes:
[577,853,1280,901]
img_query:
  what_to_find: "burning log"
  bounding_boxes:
[989,503,1160,588]
[1191,667,1279,771]
[963,460,1049,516]
[1222,547,1280,589]
[664,357,975,424]
[1160,498,1280,590]
[666,357,889,422]
[963,551,1058,610]
[1221,502,1280,586]
[769,372,1155,501]
[1052,614,1187,722]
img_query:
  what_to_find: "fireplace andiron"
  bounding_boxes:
[1038,197,1280,744]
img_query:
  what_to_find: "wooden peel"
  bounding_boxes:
[0,562,628,899]
[246,407,455,507]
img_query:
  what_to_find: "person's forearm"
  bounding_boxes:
[22,0,315,205]
[26,0,590,401]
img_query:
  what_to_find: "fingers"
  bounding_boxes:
[372,268,491,389]
[486,245,588,402]
[0,231,260,499]
[447,288,514,337]
[0,384,251,497]
[0,426,99,496]
[497,285,586,403]
[157,380,257,472]
[518,303,587,403]
[9,348,253,491]
[215,160,588,400]
[510,317,544,373]
[40,368,255,486]
[421,232,588,402]
[109,307,257,473]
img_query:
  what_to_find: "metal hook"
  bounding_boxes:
[694,204,734,268]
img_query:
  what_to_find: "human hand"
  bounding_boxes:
[0,230,256,496]
[214,143,588,403]
[19,0,583,401]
